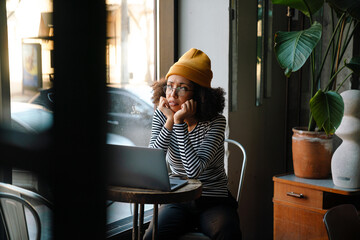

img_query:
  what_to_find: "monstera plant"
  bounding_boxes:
[273,0,360,135]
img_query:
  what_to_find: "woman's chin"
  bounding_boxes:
[170,106,180,112]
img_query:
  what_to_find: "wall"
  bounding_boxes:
[178,1,288,239]
[178,0,229,120]
[230,2,288,239]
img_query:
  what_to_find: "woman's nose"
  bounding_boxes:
[170,88,178,97]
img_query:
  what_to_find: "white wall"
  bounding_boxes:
[178,0,229,121]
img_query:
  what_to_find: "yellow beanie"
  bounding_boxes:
[165,48,213,88]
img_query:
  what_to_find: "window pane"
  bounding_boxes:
[7,0,54,133]
[6,0,156,232]
[105,0,155,227]
[106,0,154,147]
[6,0,53,195]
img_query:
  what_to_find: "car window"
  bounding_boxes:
[108,93,133,114]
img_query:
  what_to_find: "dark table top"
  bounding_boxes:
[108,179,202,204]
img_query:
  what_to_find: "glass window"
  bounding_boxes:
[7,0,54,131]
[105,0,154,148]
[105,0,155,228]
[5,0,157,234]
[5,0,53,198]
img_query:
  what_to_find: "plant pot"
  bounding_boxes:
[292,127,333,179]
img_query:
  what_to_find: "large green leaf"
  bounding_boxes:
[310,90,344,135]
[326,0,360,20]
[345,56,360,75]
[274,22,322,77]
[272,0,324,17]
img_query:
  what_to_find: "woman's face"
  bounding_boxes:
[165,75,194,113]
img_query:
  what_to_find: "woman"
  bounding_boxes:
[144,48,242,240]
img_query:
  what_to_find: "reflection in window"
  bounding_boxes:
[5,0,156,234]
[256,0,264,106]
[256,0,272,106]
[6,0,54,133]
[105,0,155,229]
[106,0,154,148]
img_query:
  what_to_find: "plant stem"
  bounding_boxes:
[333,18,346,87]
[308,114,317,131]
[315,13,346,88]
[336,73,352,92]
[339,21,359,64]
[325,65,346,91]
[341,18,353,55]
[302,0,313,24]
[302,0,316,96]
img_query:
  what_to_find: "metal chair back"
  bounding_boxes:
[0,182,53,240]
[178,138,247,240]
[323,204,360,240]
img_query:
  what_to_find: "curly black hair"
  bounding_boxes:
[151,78,225,121]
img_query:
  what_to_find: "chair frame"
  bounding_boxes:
[179,138,247,240]
[225,138,247,202]
[0,192,41,240]
[323,204,360,240]
[0,182,53,240]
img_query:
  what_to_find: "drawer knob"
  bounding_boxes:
[286,191,304,198]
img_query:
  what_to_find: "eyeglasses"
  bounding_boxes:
[163,85,194,96]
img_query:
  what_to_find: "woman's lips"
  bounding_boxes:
[168,101,178,107]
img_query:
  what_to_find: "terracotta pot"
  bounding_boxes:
[292,127,333,179]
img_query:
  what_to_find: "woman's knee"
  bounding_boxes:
[143,202,195,240]
[199,205,242,240]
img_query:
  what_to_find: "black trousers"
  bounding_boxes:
[143,193,242,240]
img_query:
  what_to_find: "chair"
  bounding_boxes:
[323,204,360,240]
[178,138,247,240]
[0,182,53,240]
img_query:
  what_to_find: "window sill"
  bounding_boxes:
[106,209,153,239]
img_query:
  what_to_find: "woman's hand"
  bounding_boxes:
[158,96,175,130]
[174,99,197,124]
[158,96,174,119]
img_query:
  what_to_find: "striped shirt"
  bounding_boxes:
[149,108,229,198]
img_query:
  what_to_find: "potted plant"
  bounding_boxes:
[272,0,360,178]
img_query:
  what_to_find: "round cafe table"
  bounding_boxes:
[108,179,202,240]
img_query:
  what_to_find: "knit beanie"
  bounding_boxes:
[165,48,213,88]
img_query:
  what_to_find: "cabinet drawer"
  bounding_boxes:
[274,182,323,209]
[274,202,328,240]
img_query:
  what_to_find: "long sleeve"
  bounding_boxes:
[148,108,172,151]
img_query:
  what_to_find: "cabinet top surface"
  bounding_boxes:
[273,173,360,195]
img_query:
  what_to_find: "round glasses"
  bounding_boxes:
[163,85,194,97]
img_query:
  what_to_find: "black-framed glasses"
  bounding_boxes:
[163,85,194,96]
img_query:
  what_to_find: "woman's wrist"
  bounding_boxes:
[174,115,185,124]
[164,117,174,130]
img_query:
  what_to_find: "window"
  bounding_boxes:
[104,0,156,231]
[5,0,53,198]
[2,0,174,237]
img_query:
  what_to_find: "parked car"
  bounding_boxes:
[28,86,153,146]
[106,87,153,147]
[9,101,136,222]
[11,101,136,146]
[11,102,53,134]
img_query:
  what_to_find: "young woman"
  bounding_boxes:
[144,48,242,240]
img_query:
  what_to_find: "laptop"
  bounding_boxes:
[107,144,188,191]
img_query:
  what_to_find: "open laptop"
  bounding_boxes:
[107,144,188,191]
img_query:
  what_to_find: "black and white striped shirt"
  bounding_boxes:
[149,108,229,198]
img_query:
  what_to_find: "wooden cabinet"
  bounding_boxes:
[273,174,360,240]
